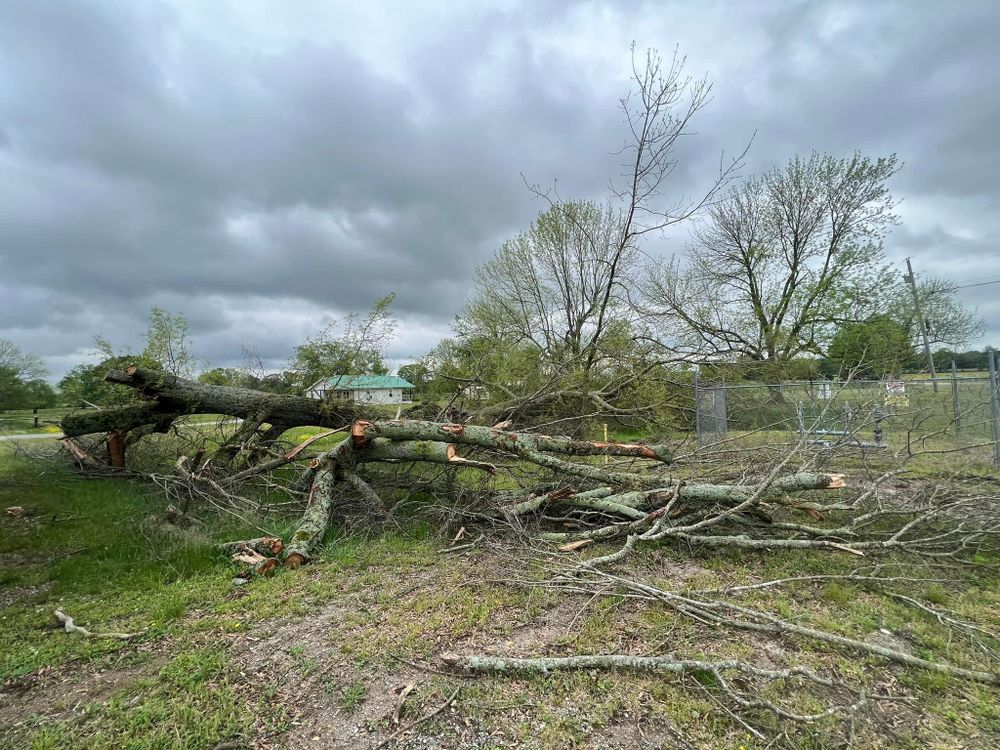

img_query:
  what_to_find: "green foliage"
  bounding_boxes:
[0,366,27,409]
[459,201,627,367]
[824,316,914,379]
[141,307,199,377]
[0,368,57,409]
[59,354,162,408]
[58,307,202,406]
[289,294,396,391]
[0,339,52,409]
[20,378,59,408]
[649,151,900,364]
[397,361,431,392]
[0,337,46,381]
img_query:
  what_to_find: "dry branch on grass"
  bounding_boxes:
[53,610,143,640]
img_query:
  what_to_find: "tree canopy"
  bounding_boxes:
[289,294,397,392]
[647,152,900,364]
[0,338,54,410]
[823,316,914,379]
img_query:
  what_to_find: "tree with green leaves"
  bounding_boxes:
[461,201,629,373]
[0,338,47,381]
[59,307,197,408]
[646,151,900,367]
[59,354,162,408]
[824,316,914,379]
[0,339,51,410]
[396,362,431,394]
[289,294,397,393]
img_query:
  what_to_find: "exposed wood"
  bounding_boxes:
[106,429,127,469]
[54,610,143,640]
[219,537,284,557]
[231,549,279,576]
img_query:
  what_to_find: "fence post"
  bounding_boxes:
[693,370,701,447]
[715,385,728,438]
[988,351,1000,466]
[951,360,961,434]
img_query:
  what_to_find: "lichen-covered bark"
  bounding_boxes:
[354,420,671,462]
[62,402,174,437]
[283,466,337,568]
[61,367,372,437]
[356,438,454,464]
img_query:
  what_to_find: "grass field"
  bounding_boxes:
[0,408,72,435]
[2,438,1000,748]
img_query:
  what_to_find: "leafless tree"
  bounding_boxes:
[454,47,746,424]
[890,274,985,349]
[646,151,900,363]
[0,337,46,380]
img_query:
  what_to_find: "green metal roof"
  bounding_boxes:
[323,375,414,390]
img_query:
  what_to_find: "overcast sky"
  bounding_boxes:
[2,0,999,380]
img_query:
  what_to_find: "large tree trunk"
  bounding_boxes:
[61,367,372,438]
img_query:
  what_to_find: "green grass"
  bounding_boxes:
[0,407,71,435]
[3,442,1000,749]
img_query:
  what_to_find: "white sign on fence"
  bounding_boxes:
[886,379,908,406]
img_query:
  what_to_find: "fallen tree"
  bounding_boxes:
[60,366,374,469]
[57,367,996,574]
[54,366,1000,743]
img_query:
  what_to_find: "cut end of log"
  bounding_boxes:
[257,558,279,575]
[126,365,139,376]
[439,652,461,666]
[351,420,374,448]
[558,539,594,552]
[826,474,846,489]
[284,552,306,569]
[263,537,283,556]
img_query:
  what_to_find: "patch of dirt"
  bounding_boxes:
[452,595,588,658]
[0,646,167,735]
[585,719,683,749]
[225,553,612,749]
[865,628,914,656]
[0,580,53,608]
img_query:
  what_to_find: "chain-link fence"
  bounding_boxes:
[694,363,1000,465]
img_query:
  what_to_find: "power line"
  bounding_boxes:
[955,278,1000,290]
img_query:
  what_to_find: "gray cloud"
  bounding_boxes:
[1,0,999,380]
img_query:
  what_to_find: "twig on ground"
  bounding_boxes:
[53,610,143,640]
[374,687,460,749]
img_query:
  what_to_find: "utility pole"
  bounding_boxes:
[904,258,938,392]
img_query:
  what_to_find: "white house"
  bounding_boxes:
[306,375,414,404]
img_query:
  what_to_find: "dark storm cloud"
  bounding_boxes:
[1,0,998,378]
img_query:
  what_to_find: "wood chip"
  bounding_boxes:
[393,683,416,724]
